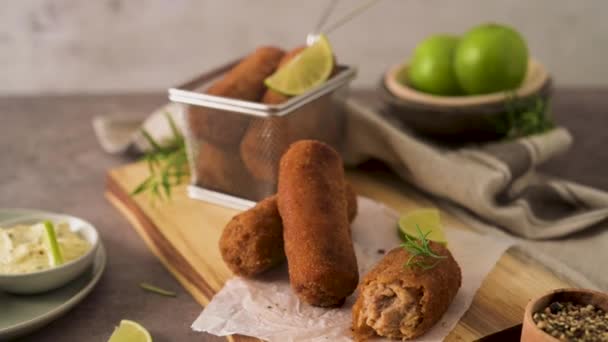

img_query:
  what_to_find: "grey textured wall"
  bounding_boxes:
[1,0,607,94]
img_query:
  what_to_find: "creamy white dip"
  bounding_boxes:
[0,222,91,274]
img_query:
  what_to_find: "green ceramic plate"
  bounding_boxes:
[0,209,107,341]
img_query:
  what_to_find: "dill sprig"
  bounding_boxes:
[401,225,447,270]
[131,113,189,200]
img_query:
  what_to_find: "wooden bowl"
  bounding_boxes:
[521,288,608,342]
[381,58,552,142]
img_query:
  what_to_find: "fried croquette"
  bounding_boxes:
[219,196,284,277]
[239,117,290,183]
[287,93,343,147]
[187,46,285,146]
[278,140,358,307]
[195,141,254,198]
[352,244,461,341]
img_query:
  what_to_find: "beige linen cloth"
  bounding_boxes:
[341,98,608,240]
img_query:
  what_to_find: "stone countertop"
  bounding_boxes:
[1,89,607,341]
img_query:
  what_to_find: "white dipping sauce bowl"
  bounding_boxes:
[0,212,99,294]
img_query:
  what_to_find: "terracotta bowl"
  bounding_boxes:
[521,288,608,342]
[381,58,552,142]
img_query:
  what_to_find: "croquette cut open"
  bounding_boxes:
[352,244,461,341]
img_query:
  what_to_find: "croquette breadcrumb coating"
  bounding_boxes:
[188,46,285,147]
[219,196,284,277]
[195,141,254,198]
[239,117,290,183]
[278,140,358,307]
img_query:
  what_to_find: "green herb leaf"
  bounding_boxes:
[141,129,163,152]
[401,225,446,270]
[161,171,171,198]
[140,282,177,297]
[130,177,152,196]
[165,112,182,140]
[131,114,189,201]
[491,94,554,140]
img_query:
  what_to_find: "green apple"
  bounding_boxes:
[454,23,528,95]
[401,34,462,96]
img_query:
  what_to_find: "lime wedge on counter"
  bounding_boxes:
[398,208,447,245]
[264,34,334,96]
[108,320,152,342]
[43,221,64,266]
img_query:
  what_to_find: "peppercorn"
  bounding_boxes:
[533,301,608,341]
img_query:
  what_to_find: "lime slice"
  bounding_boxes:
[398,208,447,245]
[43,221,64,266]
[108,320,152,342]
[264,34,334,96]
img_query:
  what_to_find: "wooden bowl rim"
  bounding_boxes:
[384,58,548,108]
[522,288,608,342]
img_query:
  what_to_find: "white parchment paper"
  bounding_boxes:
[192,197,514,341]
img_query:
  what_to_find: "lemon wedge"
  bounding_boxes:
[264,34,334,96]
[108,320,152,342]
[398,208,447,245]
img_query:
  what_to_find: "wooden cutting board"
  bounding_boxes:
[105,161,578,341]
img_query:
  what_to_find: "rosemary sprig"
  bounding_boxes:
[131,113,189,200]
[492,94,555,139]
[401,225,446,270]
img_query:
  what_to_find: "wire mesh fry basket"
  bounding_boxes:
[169,61,357,209]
